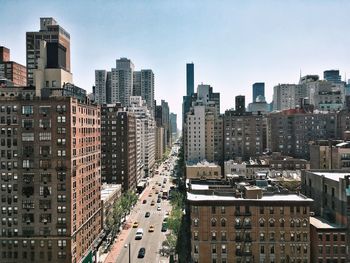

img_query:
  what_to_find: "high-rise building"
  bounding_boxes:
[0,86,101,263]
[26,18,70,86]
[267,109,337,159]
[170,112,177,139]
[187,63,194,96]
[273,84,307,111]
[0,46,27,86]
[223,109,265,160]
[252,82,265,102]
[133,69,154,114]
[33,40,73,96]
[101,104,137,191]
[324,69,342,83]
[94,70,108,104]
[110,58,134,107]
[235,95,246,113]
[129,96,155,177]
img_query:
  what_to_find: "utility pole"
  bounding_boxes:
[129,243,131,263]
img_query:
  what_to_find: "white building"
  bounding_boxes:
[129,96,155,177]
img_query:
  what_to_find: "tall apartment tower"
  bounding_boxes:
[133,70,155,114]
[0,46,27,86]
[26,18,70,86]
[101,104,137,191]
[0,87,101,263]
[110,58,134,107]
[252,82,265,102]
[187,63,194,96]
[94,70,109,104]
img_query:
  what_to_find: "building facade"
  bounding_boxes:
[26,18,70,86]
[0,47,27,86]
[188,186,312,263]
[0,88,102,263]
[101,104,137,191]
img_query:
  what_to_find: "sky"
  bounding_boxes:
[2,0,350,128]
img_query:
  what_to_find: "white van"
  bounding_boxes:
[135,228,144,240]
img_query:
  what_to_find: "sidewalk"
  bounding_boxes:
[102,188,151,263]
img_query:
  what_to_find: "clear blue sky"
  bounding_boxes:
[2,0,350,127]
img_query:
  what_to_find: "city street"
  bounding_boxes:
[111,154,177,263]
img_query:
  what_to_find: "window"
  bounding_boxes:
[269,207,274,214]
[260,245,265,254]
[193,231,198,240]
[211,218,217,227]
[193,219,199,227]
[22,133,34,141]
[221,218,226,227]
[211,232,217,241]
[57,116,66,123]
[212,207,216,214]
[221,231,227,241]
[221,244,227,254]
[22,106,33,115]
[221,206,225,214]
[39,133,51,141]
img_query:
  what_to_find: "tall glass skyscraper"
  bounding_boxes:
[252,82,265,102]
[186,63,194,96]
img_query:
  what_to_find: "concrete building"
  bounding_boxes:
[101,104,137,191]
[132,69,154,114]
[94,70,111,105]
[184,84,221,164]
[247,95,269,114]
[26,18,70,86]
[170,112,177,140]
[155,126,165,161]
[100,184,122,232]
[0,86,102,263]
[224,160,269,180]
[186,161,221,180]
[188,183,313,263]
[310,140,350,170]
[223,106,265,161]
[273,84,307,111]
[129,96,155,177]
[33,40,73,96]
[110,58,134,107]
[0,46,27,86]
[301,170,350,262]
[266,109,337,159]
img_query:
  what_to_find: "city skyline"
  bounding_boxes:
[2,0,350,126]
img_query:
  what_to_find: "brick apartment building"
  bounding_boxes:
[188,183,313,263]
[0,86,102,263]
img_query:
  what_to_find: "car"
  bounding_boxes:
[158,183,161,186]
[148,225,155,232]
[142,199,147,204]
[157,205,161,211]
[158,194,161,198]
[152,186,155,190]
[133,222,139,228]
[165,211,170,215]
[135,228,144,240]
[161,225,167,232]
[148,193,152,197]
[157,198,161,203]
[145,212,150,218]
[151,200,155,206]
[155,190,159,194]
[162,184,165,188]
[138,247,146,258]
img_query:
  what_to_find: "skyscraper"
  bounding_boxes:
[324,69,341,83]
[252,82,265,102]
[26,18,70,86]
[111,58,134,106]
[186,63,194,96]
[133,69,155,114]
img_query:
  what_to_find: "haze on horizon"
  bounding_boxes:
[2,0,350,127]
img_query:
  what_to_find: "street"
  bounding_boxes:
[115,154,177,263]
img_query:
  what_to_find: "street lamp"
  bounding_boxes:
[128,243,131,263]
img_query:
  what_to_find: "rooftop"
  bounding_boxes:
[101,184,122,202]
[310,217,346,229]
[312,172,349,182]
[186,160,220,168]
[187,191,313,202]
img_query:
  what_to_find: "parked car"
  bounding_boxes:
[148,225,155,232]
[133,222,139,228]
[145,212,150,218]
[142,199,147,204]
